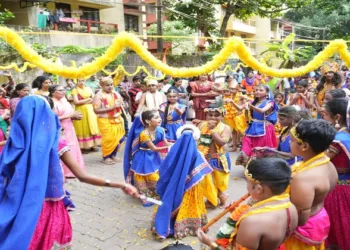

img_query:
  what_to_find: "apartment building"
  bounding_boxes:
[1,0,148,47]
[218,5,285,57]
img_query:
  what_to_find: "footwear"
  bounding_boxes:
[102,158,115,165]
[82,149,90,154]
[90,147,99,152]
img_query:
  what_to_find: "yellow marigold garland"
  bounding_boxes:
[1,26,350,78]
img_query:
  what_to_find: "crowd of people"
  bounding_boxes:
[0,59,350,250]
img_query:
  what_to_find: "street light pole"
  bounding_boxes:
[157,0,163,53]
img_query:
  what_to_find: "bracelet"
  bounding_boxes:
[105,179,111,187]
[210,242,220,250]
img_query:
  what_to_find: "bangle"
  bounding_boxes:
[105,179,111,187]
[210,242,220,250]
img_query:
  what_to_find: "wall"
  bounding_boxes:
[0,53,214,86]
[1,3,31,26]
[254,17,271,56]
[100,0,125,31]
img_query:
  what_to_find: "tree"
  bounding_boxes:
[0,5,15,25]
[147,20,195,43]
[163,0,311,38]
[284,0,350,40]
[260,33,317,69]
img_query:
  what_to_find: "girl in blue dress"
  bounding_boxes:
[159,89,186,142]
[129,110,172,206]
[236,85,278,166]
[254,106,309,165]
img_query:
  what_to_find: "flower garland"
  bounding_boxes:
[1,26,350,78]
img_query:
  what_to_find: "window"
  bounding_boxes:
[80,6,100,27]
[124,14,139,32]
[147,4,156,14]
[55,3,72,18]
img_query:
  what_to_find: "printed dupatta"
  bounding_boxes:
[101,91,123,124]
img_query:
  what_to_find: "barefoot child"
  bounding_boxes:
[194,100,232,207]
[285,119,338,249]
[93,77,126,165]
[197,157,298,250]
[125,110,172,207]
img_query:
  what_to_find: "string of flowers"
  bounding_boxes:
[1,26,350,78]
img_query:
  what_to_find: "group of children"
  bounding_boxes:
[121,61,350,250]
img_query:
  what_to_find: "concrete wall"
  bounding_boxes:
[254,17,271,56]
[0,53,214,86]
[100,0,125,32]
[1,3,31,26]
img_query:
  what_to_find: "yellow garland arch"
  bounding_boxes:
[1,26,350,78]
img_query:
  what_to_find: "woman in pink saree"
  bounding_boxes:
[49,85,85,177]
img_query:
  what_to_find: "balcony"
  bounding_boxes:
[55,18,118,33]
[79,0,118,7]
[147,40,172,51]
[146,13,166,24]
[227,18,257,35]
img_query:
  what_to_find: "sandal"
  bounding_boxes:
[90,147,99,152]
[102,158,115,165]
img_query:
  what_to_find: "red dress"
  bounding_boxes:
[190,81,214,120]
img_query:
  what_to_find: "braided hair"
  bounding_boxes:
[163,89,179,129]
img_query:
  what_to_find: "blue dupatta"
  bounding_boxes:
[123,116,144,182]
[0,96,62,249]
[154,132,213,238]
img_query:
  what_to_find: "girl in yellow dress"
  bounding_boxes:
[72,78,101,152]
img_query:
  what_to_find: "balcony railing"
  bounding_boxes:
[233,18,256,27]
[54,18,118,34]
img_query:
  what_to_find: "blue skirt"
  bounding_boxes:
[131,149,162,175]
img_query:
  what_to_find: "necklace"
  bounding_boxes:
[167,103,177,120]
[292,152,329,174]
[146,128,156,141]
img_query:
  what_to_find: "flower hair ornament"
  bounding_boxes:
[176,124,201,140]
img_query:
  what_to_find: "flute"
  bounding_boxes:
[202,193,250,231]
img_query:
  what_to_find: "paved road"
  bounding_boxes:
[67,149,246,250]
